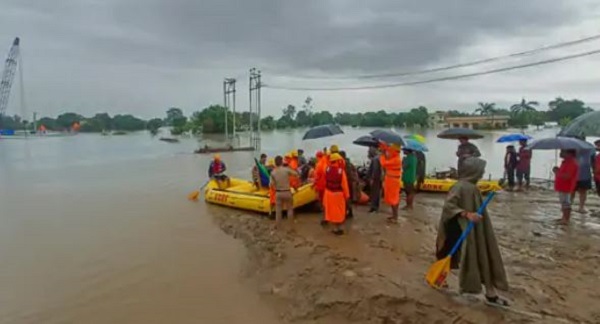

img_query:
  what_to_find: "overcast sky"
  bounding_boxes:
[1,0,600,119]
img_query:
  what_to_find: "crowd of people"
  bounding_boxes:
[204,135,600,307]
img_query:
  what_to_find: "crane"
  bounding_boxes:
[0,37,20,125]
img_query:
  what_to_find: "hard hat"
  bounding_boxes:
[214,154,221,160]
[267,158,275,166]
[291,150,298,157]
[329,153,342,162]
[329,145,339,153]
[389,144,401,152]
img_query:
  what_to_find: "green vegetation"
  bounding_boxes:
[1,96,593,135]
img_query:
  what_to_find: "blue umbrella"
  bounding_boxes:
[496,133,532,143]
[525,136,595,151]
[403,139,429,152]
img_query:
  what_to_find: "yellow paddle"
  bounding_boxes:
[425,191,496,288]
[187,180,211,201]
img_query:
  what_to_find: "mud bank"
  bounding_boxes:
[210,189,600,324]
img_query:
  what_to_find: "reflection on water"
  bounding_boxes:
[0,127,592,323]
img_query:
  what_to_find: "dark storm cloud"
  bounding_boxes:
[3,0,579,73]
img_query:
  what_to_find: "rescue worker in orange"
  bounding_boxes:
[381,143,402,222]
[289,150,301,188]
[314,151,327,212]
[323,153,350,235]
[208,154,230,187]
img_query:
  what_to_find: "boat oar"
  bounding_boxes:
[187,180,210,201]
[425,191,496,289]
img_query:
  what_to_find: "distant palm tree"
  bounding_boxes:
[475,102,496,116]
[510,98,539,115]
[510,98,539,129]
[475,102,498,129]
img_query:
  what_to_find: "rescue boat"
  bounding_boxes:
[405,178,502,193]
[204,178,317,213]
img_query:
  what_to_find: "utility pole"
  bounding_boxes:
[224,78,236,144]
[249,68,262,150]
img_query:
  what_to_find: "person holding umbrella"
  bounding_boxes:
[381,143,402,222]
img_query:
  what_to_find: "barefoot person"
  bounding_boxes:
[270,155,299,229]
[571,140,594,214]
[436,157,509,306]
[553,150,579,225]
[323,153,350,235]
[402,148,417,210]
[381,143,402,222]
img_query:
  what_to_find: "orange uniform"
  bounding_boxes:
[323,158,349,224]
[381,149,402,206]
[289,157,300,188]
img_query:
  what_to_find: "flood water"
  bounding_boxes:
[0,126,592,323]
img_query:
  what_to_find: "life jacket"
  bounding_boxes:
[211,161,224,174]
[325,165,343,191]
[381,155,401,178]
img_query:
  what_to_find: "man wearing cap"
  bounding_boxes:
[323,153,350,235]
[270,155,300,229]
[208,154,230,187]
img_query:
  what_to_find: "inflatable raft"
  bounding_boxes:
[406,178,502,193]
[204,178,317,213]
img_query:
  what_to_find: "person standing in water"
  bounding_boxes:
[381,143,402,223]
[553,150,579,224]
[270,155,299,229]
[368,146,382,213]
[571,141,594,214]
[323,153,350,235]
[456,137,481,176]
[516,139,532,191]
[436,157,509,306]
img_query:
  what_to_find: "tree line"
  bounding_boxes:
[0,96,592,135]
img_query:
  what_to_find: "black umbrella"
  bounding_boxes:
[437,128,484,140]
[352,135,379,147]
[369,129,405,146]
[302,124,344,140]
[526,136,595,151]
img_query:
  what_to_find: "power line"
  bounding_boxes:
[267,33,600,80]
[264,48,600,91]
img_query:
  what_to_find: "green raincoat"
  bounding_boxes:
[436,157,508,294]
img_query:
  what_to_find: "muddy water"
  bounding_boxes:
[0,134,278,324]
[0,127,595,323]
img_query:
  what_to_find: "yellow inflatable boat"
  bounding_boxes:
[405,178,502,193]
[204,178,317,213]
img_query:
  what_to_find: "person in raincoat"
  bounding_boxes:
[381,143,402,222]
[456,137,481,176]
[323,153,350,235]
[435,157,509,306]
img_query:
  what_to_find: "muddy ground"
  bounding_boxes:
[209,187,600,324]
